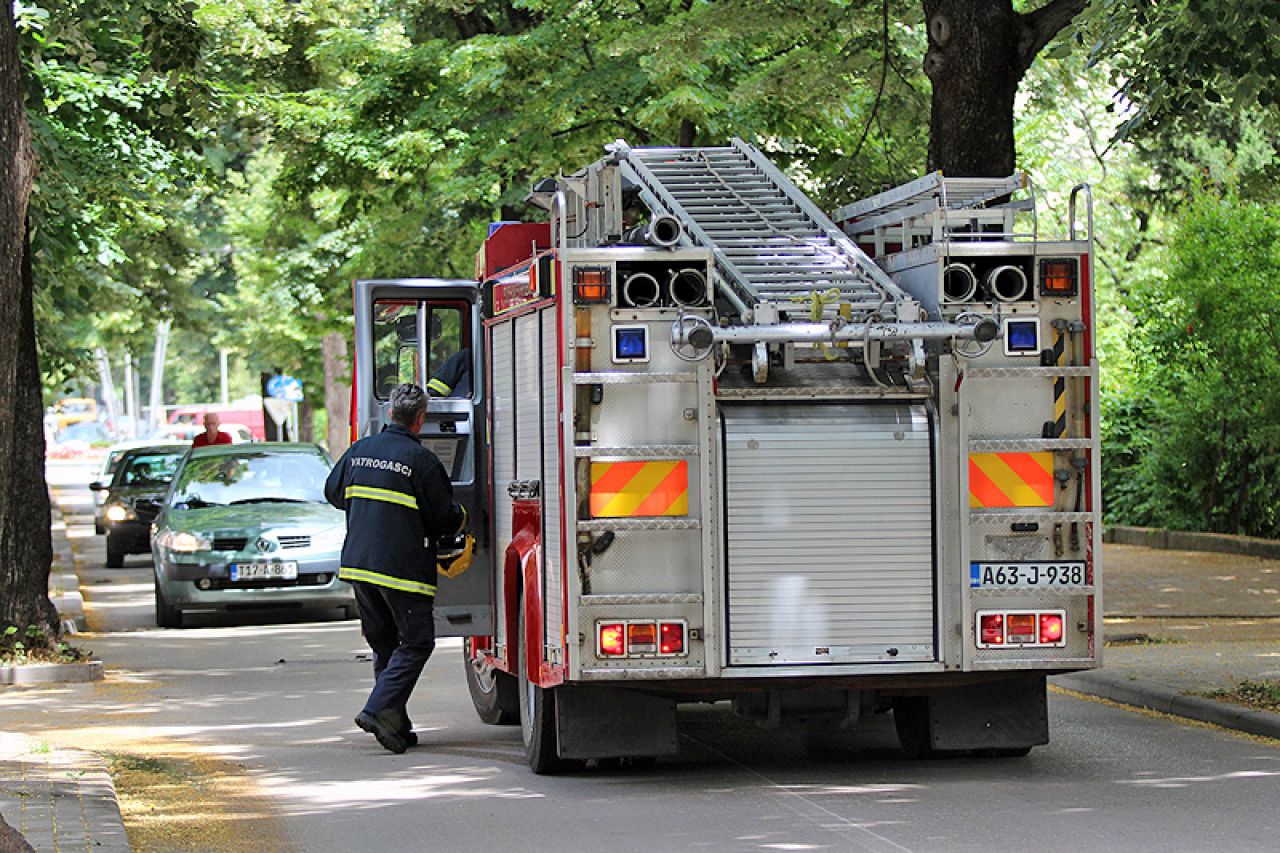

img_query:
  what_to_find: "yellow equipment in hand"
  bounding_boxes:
[437,532,476,579]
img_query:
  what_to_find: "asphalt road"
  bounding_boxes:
[26,464,1280,852]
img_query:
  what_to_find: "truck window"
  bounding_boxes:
[373,302,420,400]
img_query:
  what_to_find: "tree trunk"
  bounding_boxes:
[0,2,55,644]
[298,399,315,443]
[924,0,1087,177]
[322,332,352,456]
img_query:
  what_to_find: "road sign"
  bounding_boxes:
[267,374,304,402]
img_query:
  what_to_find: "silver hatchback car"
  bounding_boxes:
[151,443,355,627]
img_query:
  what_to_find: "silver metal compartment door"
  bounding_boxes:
[724,403,935,665]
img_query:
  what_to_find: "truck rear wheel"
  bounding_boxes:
[518,607,573,773]
[464,638,518,725]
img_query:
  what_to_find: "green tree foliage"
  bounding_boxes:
[1105,193,1280,537]
[18,0,227,388]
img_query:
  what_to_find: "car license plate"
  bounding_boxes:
[230,561,298,582]
[970,561,1086,589]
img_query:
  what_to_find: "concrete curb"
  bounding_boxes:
[1054,671,1280,741]
[48,500,88,633]
[0,660,104,686]
[1105,525,1280,560]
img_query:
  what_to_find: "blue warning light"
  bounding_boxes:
[613,326,649,362]
[1006,319,1040,353]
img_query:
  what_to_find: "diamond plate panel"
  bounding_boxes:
[580,529,703,596]
[968,589,1095,665]
[576,600,706,675]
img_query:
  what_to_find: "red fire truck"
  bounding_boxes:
[351,139,1100,772]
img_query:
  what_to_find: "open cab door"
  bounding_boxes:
[352,278,491,636]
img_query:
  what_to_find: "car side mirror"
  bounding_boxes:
[89,481,105,492]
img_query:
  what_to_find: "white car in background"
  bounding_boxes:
[219,423,256,443]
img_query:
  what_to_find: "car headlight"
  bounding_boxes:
[105,503,133,523]
[158,530,213,553]
[312,525,347,550]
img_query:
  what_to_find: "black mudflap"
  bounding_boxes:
[928,675,1049,751]
[556,686,679,760]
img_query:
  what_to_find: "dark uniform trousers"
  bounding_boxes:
[356,583,436,729]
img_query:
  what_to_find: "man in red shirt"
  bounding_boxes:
[192,413,233,448]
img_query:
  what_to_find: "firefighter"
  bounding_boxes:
[325,382,466,753]
[426,347,471,398]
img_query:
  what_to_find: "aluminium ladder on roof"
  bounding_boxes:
[615,138,912,317]
[833,172,1033,252]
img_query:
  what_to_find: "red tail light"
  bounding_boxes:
[659,622,685,655]
[598,622,625,656]
[1039,613,1064,644]
[977,610,1068,648]
[980,613,1004,645]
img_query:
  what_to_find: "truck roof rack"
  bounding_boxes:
[833,172,1036,257]
[614,138,913,319]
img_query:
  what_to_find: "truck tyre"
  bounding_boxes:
[105,535,125,569]
[154,575,183,629]
[518,606,573,773]
[464,639,519,725]
[893,697,938,760]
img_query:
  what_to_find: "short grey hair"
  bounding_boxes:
[389,383,428,426]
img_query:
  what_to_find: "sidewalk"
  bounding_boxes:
[0,467,129,852]
[0,732,129,853]
[1052,542,1280,740]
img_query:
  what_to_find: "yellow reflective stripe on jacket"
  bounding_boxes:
[344,484,418,510]
[427,378,451,396]
[339,566,436,596]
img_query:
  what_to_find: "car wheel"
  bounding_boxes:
[464,638,519,726]
[154,575,183,628]
[94,521,105,535]
[105,535,124,569]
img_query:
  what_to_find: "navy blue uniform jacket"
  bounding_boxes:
[325,423,464,597]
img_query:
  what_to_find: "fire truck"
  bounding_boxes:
[351,138,1100,772]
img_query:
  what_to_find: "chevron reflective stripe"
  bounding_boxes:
[1051,328,1067,438]
[589,460,689,518]
[345,484,418,510]
[969,452,1054,508]
[427,378,451,396]
[339,566,436,596]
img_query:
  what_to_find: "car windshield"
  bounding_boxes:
[115,452,184,486]
[171,450,330,508]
